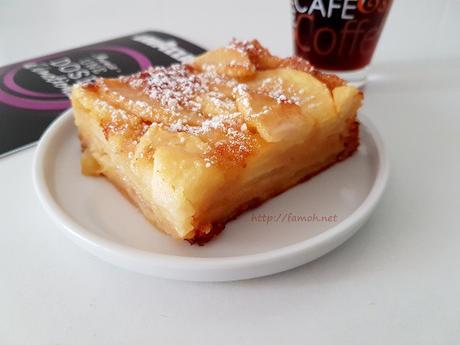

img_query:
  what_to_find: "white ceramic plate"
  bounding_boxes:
[33,109,388,282]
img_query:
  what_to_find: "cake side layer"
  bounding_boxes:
[188,120,360,245]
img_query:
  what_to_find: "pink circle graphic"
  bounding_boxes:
[0,88,70,110]
[4,69,63,98]
[1,46,152,110]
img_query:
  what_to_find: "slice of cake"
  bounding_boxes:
[70,39,362,245]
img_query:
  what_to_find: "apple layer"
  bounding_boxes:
[71,39,362,244]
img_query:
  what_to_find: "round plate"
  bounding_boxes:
[33,109,388,282]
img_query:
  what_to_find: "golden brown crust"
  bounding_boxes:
[228,39,282,70]
[226,39,346,90]
[279,56,346,91]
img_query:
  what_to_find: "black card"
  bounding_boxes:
[0,31,205,157]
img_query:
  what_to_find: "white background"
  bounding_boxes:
[1,0,460,344]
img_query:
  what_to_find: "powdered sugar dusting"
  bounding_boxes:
[122,64,209,113]
[228,38,257,55]
[259,77,301,105]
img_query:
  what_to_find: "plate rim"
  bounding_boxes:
[33,109,389,278]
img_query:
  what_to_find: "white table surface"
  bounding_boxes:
[1,1,460,344]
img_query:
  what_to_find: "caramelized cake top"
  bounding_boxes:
[78,39,347,168]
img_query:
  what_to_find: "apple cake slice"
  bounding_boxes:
[70,39,362,245]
